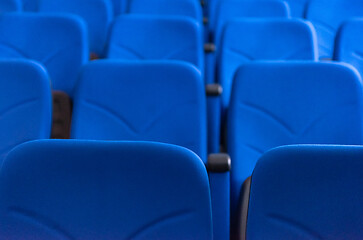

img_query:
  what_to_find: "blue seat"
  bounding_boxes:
[306,0,363,60]
[71,61,207,161]
[0,140,213,239]
[37,0,113,58]
[211,0,289,45]
[218,19,317,109]
[242,145,363,240]
[128,0,203,23]
[0,60,52,164]
[70,62,230,240]
[334,19,363,77]
[0,13,88,96]
[0,0,21,13]
[205,0,290,84]
[107,15,204,73]
[228,61,363,229]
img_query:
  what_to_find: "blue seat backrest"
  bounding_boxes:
[0,140,213,239]
[0,0,21,13]
[247,145,363,240]
[0,60,52,164]
[228,61,363,220]
[218,19,317,109]
[107,15,204,73]
[0,13,88,96]
[37,0,113,58]
[128,0,203,23]
[334,19,363,78]
[212,0,289,46]
[306,0,363,60]
[71,61,207,161]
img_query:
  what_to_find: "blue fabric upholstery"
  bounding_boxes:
[306,0,363,59]
[111,0,128,15]
[246,145,363,240]
[209,0,308,21]
[128,0,203,23]
[218,19,317,110]
[228,61,363,224]
[283,0,309,17]
[205,0,290,84]
[22,0,37,11]
[0,60,52,164]
[207,0,221,27]
[0,140,213,239]
[211,0,289,45]
[334,19,363,78]
[0,13,88,96]
[209,171,230,240]
[207,96,221,154]
[37,0,113,58]
[71,60,207,161]
[107,15,204,73]
[0,0,21,13]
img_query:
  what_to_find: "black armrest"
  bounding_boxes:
[204,43,215,53]
[237,176,252,240]
[207,153,231,173]
[206,83,223,97]
[203,17,209,25]
[51,91,72,139]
